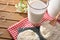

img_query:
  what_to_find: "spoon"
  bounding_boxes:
[49,13,60,26]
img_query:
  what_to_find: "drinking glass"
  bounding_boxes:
[27,0,49,26]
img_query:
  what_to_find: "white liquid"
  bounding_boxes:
[48,0,60,18]
[28,0,47,24]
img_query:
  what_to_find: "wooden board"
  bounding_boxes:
[0,0,20,5]
[0,4,16,12]
[0,20,17,28]
[0,12,27,20]
[0,39,12,40]
[0,29,12,39]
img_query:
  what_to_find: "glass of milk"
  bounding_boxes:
[28,0,49,25]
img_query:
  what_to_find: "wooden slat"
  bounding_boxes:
[0,4,16,12]
[0,29,12,39]
[0,39,12,40]
[0,20,17,28]
[0,0,19,5]
[0,12,27,20]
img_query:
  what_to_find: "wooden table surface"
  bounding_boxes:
[0,0,27,40]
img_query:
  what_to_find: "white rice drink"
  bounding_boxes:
[28,0,47,24]
[47,0,60,19]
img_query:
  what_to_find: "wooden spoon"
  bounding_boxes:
[49,13,60,26]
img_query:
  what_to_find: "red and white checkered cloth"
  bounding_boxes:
[8,11,53,40]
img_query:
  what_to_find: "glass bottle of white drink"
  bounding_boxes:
[47,0,60,21]
[28,0,48,25]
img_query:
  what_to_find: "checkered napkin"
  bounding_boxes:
[7,11,52,40]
